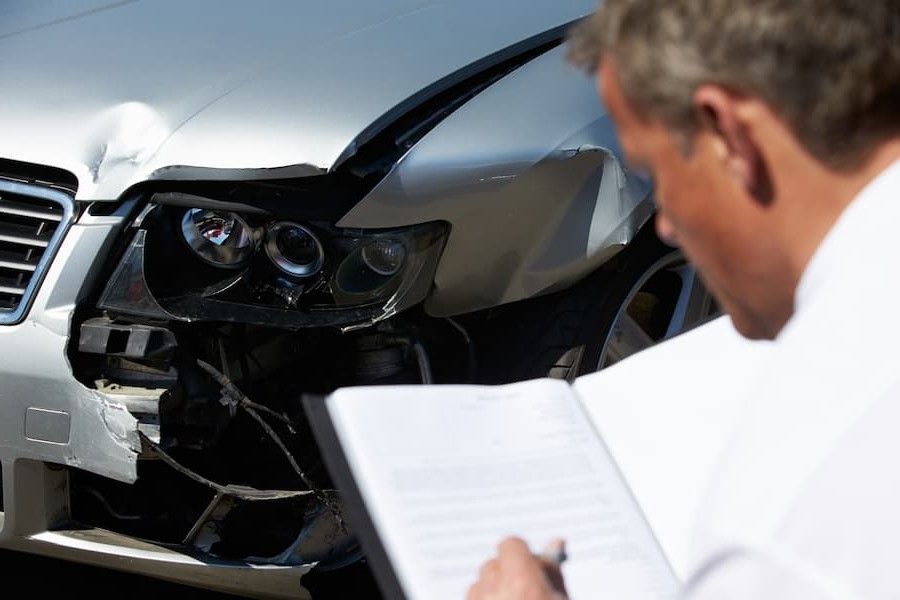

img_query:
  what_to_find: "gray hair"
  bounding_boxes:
[568,0,900,168]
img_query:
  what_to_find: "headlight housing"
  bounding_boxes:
[98,194,449,330]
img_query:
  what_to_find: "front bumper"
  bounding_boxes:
[0,203,314,598]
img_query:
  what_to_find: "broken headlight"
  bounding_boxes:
[98,195,449,329]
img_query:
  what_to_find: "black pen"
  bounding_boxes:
[538,542,568,567]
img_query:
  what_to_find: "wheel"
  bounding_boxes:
[480,224,720,383]
[595,248,720,370]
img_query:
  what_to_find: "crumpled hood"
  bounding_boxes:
[0,0,594,200]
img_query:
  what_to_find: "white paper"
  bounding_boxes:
[328,378,678,600]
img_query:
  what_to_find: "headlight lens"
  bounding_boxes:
[360,239,406,276]
[265,222,325,277]
[99,196,449,329]
[181,209,255,268]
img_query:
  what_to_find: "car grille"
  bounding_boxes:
[0,179,74,324]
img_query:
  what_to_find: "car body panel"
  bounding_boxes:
[0,213,141,484]
[0,3,662,597]
[0,205,317,596]
[339,45,654,316]
[0,0,596,200]
[0,460,311,598]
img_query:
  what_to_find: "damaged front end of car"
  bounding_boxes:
[65,183,452,578]
[0,4,664,596]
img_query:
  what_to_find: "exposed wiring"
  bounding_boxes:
[215,327,281,407]
[447,317,477,382]
[243,400,316,492]
[195,359,345,527]
[197,358,296,434]
[76,486,143,521]
[139,431,314,501]
[382,334,434,384]
[411,341,434,384]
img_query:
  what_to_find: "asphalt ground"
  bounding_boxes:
[0,550,382,599]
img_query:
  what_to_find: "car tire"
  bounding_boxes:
[479,223,718,383]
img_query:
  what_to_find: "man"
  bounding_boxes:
[468,1,900,598]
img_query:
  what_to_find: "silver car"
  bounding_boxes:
[0,1,715,597]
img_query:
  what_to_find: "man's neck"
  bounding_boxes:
[854,140,900,195]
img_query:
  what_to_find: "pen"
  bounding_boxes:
[537,542,568,566]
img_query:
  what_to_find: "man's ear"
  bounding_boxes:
[693,85,771,204]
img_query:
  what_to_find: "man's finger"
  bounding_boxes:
[478,558,500,587]
[466,581,483,600]
[497,535,534,570]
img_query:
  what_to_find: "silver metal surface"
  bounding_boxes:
[0,460,310,598]
[599,254,718,369]
[24,408,71,445]
[1,1,651,318]
[15,529,313,599]
[0,220,141,484]
[0,180,75,325]
[0,213,317,596]
[0,4,663,594]
[0,0,596,201]
[339,45,654,316]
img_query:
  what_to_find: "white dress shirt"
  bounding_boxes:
[683,158,900,599]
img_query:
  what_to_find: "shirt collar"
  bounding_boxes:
[792,159,900,315]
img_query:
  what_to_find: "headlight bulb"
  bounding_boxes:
[361,239,406,276]
[265,222,325,277]
[181,208,255,268]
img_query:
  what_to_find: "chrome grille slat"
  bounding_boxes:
[0,179,74,323]
[0,269,28,287]
[0,196,63,222]
[0,248,38,272]
[0,285,25,296]
[0,220,53,247]
[0,259,37,272]
[0,232,50,248]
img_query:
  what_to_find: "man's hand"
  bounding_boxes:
[467,537,569,600]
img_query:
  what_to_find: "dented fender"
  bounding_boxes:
[338,45,655,316]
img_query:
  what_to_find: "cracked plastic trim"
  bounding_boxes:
[66,389,141,483]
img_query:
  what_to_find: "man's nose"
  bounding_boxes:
[655,213,679,247]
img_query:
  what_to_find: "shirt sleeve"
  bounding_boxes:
[682,548,851,600]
